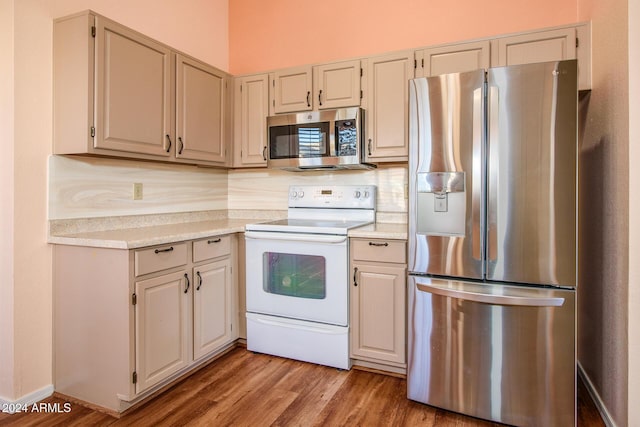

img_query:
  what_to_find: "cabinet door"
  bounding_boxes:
[234,74,269,167]
[417,40,490,77]
[365,51,414,162]
[176,54,227,164]
[492,28,576,67]
[193,258,233,360]
[135,271,191,394]
[271,65,313,113]
[94,16,172,157]
[350,263,406,364]
[315,60,362,109]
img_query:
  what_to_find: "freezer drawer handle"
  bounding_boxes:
[416,282,565,307]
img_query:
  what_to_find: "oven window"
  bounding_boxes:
[263,252,326,299]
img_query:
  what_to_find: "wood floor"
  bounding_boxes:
[0,347,605,426]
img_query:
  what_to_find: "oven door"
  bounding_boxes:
[245,231,348,326]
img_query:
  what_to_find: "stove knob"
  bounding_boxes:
[364,191,370,198]
[290,191,297,199]
[298,191,304,198]
[354,190,361,199]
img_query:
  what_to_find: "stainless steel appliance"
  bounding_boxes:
[407,60,578,426]
[245,185,376,369]
[267,107,375,171]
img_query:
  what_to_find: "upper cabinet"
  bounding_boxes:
[415,40,491,77]
[54,11,230,166]
[233,74,269,167]
[363,51,414,162]
[93,17,173,157]
[491,24,591,90]
[491,28,576,67]
[270,60,362,114]
[271,65,313,113]
[175,55,227,164]
[313,60,362,109]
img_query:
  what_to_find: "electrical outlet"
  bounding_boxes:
[133,183,143,200]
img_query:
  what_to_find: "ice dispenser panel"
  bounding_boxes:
[416,172,466,235]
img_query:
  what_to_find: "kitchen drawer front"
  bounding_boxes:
[135,243,188,277]
[351,239,406,264]
[193,235,231,263]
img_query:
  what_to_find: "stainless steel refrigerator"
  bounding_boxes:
[407,60,577,427]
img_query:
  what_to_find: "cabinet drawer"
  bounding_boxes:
[351,239,406,264]
[193,235,231,263]
[135,243,188,277]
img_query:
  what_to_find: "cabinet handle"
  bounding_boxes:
[353,267,358,287]
[196,271,203,291]
[318,90,323,106]
[368,139,372,156]
[178,137,184,155]
[369,242,389,247]
[207,238,222,244]
[262,146,267,161]
[166,134,172,153]
[154,246,174,254]
[184,273,190,294]
[306,91,311,107]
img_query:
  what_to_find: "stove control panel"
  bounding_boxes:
[288,185,376,209]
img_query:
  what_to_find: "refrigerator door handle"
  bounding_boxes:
[415,281,565,307]
[472,87,483,260]
[487,85,500,262]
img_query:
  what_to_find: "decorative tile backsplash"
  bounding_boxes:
[227,165,407,217]
[49,155,408,222]
[48,155,227,219]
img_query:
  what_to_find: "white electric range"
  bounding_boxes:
[244,185,376,369]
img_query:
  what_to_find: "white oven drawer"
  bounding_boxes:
[245,231,348,326]
[246,312,350,370]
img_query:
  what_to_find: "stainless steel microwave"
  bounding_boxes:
[267,107,375,171]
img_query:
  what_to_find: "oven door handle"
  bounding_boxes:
[245,231,347,244]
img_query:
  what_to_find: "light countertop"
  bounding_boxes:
[348,222,408,240]
[48,219,256,249]
[48,211,407,249]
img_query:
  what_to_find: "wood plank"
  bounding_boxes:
[0,347,606,426]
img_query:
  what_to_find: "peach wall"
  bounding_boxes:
[3,0,231,404]
[52,0,229,70]
[629,0,640,423]
[0,0,16,402]
[577,0,629,424]
[229,0,578,74]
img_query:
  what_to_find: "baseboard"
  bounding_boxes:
[577,362,617,427]
[0,384,54,414]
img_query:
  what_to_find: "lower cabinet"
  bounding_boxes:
[349,238,407,372]
[54,234,237,413]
